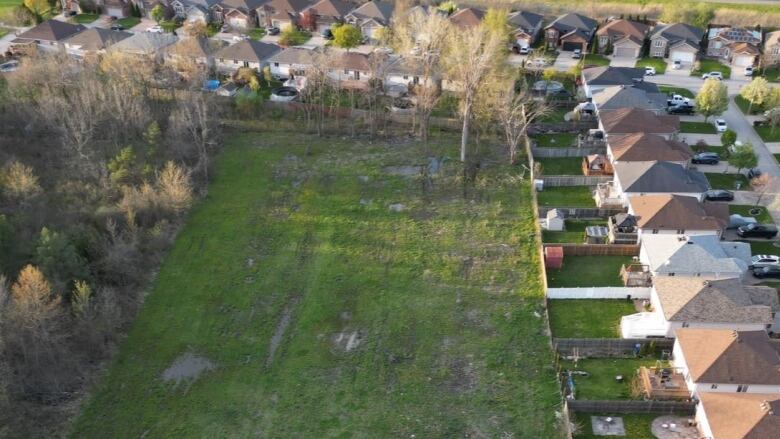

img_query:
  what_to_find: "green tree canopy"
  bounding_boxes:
[695,78,728,122]
[729,141,758,174]
[740,77,772,113]
[720,129,737,148]
[332,24,363,50]
[151,4,165,23]
[34,227,89,293]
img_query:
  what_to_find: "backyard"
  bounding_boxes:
[532,132,578,148]
[536,186,595,207]
[547,299,636,338]
[705,172,749,190]
[542,220,606,244]
[691,59,731,79]
[538,157,582,175]
[546,255,632,288]
[71,127,561,437]
[680,121,716,134]
[560,358,665,400]
[571,413,660,439]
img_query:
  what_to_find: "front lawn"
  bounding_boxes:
[160,20,182,33]
[547,299,636,338]
[533,133,578,148]
[705,172,750,190]
[735,95,765,115]
[572,413,661,439]
[538,157,582,175]
[582,54,610,67]
[755,125,780,142]
[635,57,666,75]
[729,204,774,224]
[116,17,141,29]
[71,128,561,437]
[691,59,732,79]
[248,28,266,40]
[542,220,606,244]
[680,121,717,134]
[546,256,632,288]
[658,85,694,99]
[561,358,664,400]
[536,186,595,207]
[71,13,99,24]
[760,67,780,82]
[740,239,780,256]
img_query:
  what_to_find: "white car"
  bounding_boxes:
[750,255,780,269]
[232,34,249,42]
[745,66,754,76]
[644,66,656,76]
[672,60,682,70]
[518,46,531,55]
[715,119,728,132]
[0,60,19,73]
[702,71,723,80]
[147,25,164,33]
[572,49,582,59]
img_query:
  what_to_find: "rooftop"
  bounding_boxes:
[641,234,750,276]
[698,393,780,439]
[608,133,692,162]
[628,194,727,231]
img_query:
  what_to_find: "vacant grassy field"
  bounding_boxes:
[72,128,561,437]
[547,299,635,338]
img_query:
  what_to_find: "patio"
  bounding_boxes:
[637,367,690,400]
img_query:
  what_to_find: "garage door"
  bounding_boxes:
[106,7,125,17]
[670,50,694,63]
[614,47,636,58]
[562,41,581,51]
[733,56,753,67]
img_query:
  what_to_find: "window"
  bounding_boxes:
[652,229,659,234]
[403,75,408,79]
[711,384,718,389]
[274,63,279,67]
[737,385,749,392]
[668,273,676,276]
[344,69,349,74]
[677,229,685,234]
[682,322,690,328]
[654,39,663,48]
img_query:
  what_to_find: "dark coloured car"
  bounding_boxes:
[321,28,334,40]
[667,104,695,115]
[748,168,762,179]
[266,26,280,35]
[704,189,734,201]
[737,223,778,239]
[692,152,719,165]
[753,265,780,279]
[110,24,124,31]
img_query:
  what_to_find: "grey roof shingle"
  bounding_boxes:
[16,20,86,43]
[614,161,709,194]
[215,40,281,62]
[64,28,132,51]
[641,234,750,276]
[508,10,543,33]
[592,85,667,112]
[111,32,179,54]
[545,12,597,34]
[582,66,645,86]
[347,0,394,25]
[650,23,704,47]
[267,46,317,64]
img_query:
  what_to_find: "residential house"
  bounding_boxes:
[257,0,311,29]
[300,0,353,32]
[695,393,780,439]
[640,234,751,279]
[110,32,179,58]
[707,27,762,67]
[620,276,774,338]
[327,51,371,87]
[385,55,438,91]
[104,0,132,17]
[544,12,598,52]
[674,329,780,398]
[625,194,728,241]
[267,46,316,79]
[171,0,220,23]
[596,160,708,207]
[606,132,692,164]
[764,31,780,66]
[214,39,281,72]
[599,107,680,139]
[508,10,543,49]
[64,28,132,59]
[61,0,130,17]
[213,0,267,29]
[580,66,646,98]
[345,0,394,43]
[165,37,227,70]
[595,19,649,58]
[649,23,703,63]
[591,85,668,115]
[11,20,86,53]
[448,7,484,29]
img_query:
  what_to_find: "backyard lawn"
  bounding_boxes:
[547,299,636,338]
[561,358,664,400]
[635,58,666,75]
[572,413,660,439]
[680,121,716,134]
[729,204,774,224]
[116,17,141,29]
[71,13,99,24]
[705,172,749,191]
[540,107,569,123]
[582,54,610,67]
[691,59,731,79]
[546,256,632,288]
[532,133,578,148]
[658,85,694,99]
[538,157,582,175]
[542,220,606,244]
[71,128,561,437]
[755,125,780,142]
[536,186,595,208]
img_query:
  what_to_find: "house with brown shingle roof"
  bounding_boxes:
[345,0,394,43]
[595,19,649,58]
[707,26,762,67]
[626,194,728,240]
[326,51,372,87]
[214,40,281,72]
[598,107,680,139]
[607,132,692,164]
[257,0,312,29]
[448,7,484,29]
[620,277,777,338]
[696,393,780,439]
[673,329,780,397]
[764,31,780,66]
[509,10,543,49]
[300,0,353,32]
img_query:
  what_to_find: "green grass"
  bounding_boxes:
[533,133,577,148]
[116,17,141,29]
[755,125,780,142]
[761,67,780,82]
[546,256,632,288]
[540,107,569,123]
[547,299,636,337]
[71,13,99,24]
[705,172,749,191]
[692,59,732,79]
[160,20,182,33]
[658,85,694,99]
[248,28,266,40]
[572,413,660,439]
[542,220,605,244]
[730,204,773,224]
[736,239,780,256]
[431,92,459,118]
[635,58,666,75]
[561,358,664,400]
[538,157,582,175]
[537,186,595,208]
[735,95,765,115]
[71,128,560,437]
[680,121,716,134]
[582,54,610,67]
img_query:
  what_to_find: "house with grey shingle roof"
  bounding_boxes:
[591,85,668,115]
[508,10,543,49]
[110,32,179,58]
[649,23,704,63]
[544,12,597,52]
[64,28,132,58]
[214,40,281,72]
[268,46,317,79]
[345,0,394,42]
[11,20,86,53]
[580,66,647,97]
[596,161,708,207]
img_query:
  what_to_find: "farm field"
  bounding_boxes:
[72,127,561,437]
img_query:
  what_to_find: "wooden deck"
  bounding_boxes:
[638,367,690,400]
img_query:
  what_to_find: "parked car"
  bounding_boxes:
[672,59,682,70]
[572,49,581,59]
[728,214,757,229]
[692,152,720,164]
[232,34,249,42]
[753,265,780,279]
[749,254,780,269]
[266,26,280,35]
[0,60,19,73]
[737,223,778,239]
[748,167,762,179]
[715,119,728,132]
[667,104,695,115]
[519,46,531,55]
[147,25,164,33]
[702,71,723,80]
[644,66,655,76]
[745,66,754,76]
[704,189,734,201]
[110,24,124,31]
[321,28,334,40]
[667,94,691,106]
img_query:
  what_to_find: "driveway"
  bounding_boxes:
[609,56,635,67]
[553,51,580,72]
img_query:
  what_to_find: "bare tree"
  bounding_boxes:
[495,78,551,164]
[168,92,222,181]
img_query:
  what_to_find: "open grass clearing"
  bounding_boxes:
[657,85,694,99]
[560,358,665,400]
[538,157,582,175]
[705,172,749,191]
[542,219,605,244]
[532,133,577,148]
[635,58,666,75]
[546,256,632,288]
[729,204,773,224]
[536,186,595,208]
[547,299,635,338]
[71,127,560,437]
[680,121,716,134]
[691,59,732,79]
[571,412,661,439]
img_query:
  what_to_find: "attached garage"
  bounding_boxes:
[670,49,695,63]
[562,41,583,51]
[614,46,639,58]
[732,55,755,67]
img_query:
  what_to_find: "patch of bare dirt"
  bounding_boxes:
[266,298,299,367]
[162,352,215,385]
[331,329,364,352]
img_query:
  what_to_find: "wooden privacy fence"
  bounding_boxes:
[542,243,640,256]
[541,175,612,187]
[553,338,674,358]
[538,207,626,219]
[531,146,606,158]
[529,120,598,134]
[567,400,696,415]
